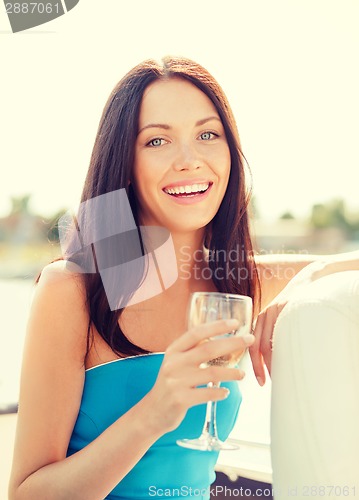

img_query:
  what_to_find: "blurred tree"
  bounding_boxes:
[310,203,332,229]
[279,211,295,220]
[310,199,359,239]
[10,194,32,215]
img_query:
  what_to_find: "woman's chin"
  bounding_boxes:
[163,218,212,235]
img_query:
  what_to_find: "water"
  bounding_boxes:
[0,279,35,409]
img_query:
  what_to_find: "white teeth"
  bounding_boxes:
[164,182,210,195]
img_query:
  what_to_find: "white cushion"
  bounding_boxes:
[271,271,359,499]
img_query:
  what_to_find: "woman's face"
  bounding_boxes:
[132,78,231,233]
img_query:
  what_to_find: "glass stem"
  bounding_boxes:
[202,382,220,441]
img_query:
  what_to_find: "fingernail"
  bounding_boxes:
[256,376,264,386]
[226,319,239,327]
[243,334,255,344]
[223,388,230,398]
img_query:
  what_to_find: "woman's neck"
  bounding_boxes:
[138,225,215,299]
[164,229,215,296]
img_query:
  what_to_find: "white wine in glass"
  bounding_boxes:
[177,292,253,451]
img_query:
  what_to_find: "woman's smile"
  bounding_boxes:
[162,179,213,204]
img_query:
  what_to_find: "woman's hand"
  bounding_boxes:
[250,260,328,386]
[145,319,255,434]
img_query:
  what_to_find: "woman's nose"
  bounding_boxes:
[172,143,203,172]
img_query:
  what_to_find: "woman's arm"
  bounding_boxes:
[255,253,320,310]
[9,262,252,500]
[310,249,359,279]
[255,250,359,310]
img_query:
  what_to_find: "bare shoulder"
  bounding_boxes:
[38,259,87,291]
[31,260,89,364]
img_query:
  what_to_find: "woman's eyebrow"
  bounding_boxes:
[138,123,171,135]
[138,116,221,135]
[196,116,221,127]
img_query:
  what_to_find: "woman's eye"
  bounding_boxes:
[147,138,165,147]
[199,131,218,141]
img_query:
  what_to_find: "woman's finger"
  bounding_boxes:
[261,302,287,374]
[259,307,275,374]
[168,319,239,353]
[185,385,234,407]
[183,333,254,368]
[179,366,246,386]
[249,312,266,385]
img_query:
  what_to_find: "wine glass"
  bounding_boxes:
[177,292,253,451]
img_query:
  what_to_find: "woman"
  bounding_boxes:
[8,56,358,499]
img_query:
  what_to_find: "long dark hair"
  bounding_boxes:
[37,56,260,357]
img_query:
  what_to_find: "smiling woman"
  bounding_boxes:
[8,55,358,500]
[8,55,259,500]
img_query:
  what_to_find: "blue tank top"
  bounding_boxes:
[67,353,242,499]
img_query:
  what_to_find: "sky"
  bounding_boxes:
[1,0,358,222]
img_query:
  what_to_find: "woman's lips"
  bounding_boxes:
[162,182,213,205]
